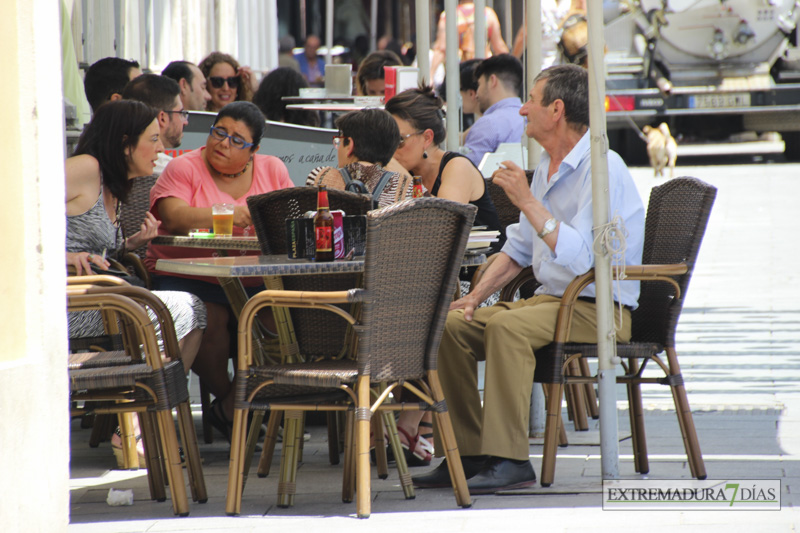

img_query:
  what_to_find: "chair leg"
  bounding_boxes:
[139,411,166,502]
[118,411,140,469]
[427,371,471,508]
[326,412,340,465]
[225,404,249,516]
[355,376,372,518]
[579,358,599,419]
[542,384,569,448]
[257,411,282,478]
[200,382,213,444]
[241,410,266,492]
[155,409,190,516]
[541,383,565,487]
[382,409,414,499]
[89,412,114,447]
[341,410,355,503]
[626,358,649,475]
[566,359,588,431]
[371,411,389,479]
[665,348,707,480]
[277,410,302,508]
[176,402,208,503]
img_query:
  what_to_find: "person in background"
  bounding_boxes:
[146,102,293,440]
[198,52,259,112]
[252,67,320,127]
[121,74,187,175]
[162,60,212,111]
[355,50,402,97]
[277,35,301,73]
[383,86,505,466]
[437,58,482,142]
[430,0,509,81]
[83,57,142,113]
[512,0,584,67]
[462,54,526,167]
[306,108,415,208]
[412,64,644,494]
[295,34,325,87]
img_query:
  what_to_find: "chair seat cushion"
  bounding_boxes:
[252,359,359,389]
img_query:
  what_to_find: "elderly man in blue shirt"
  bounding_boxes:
[413,64,645,494]
[462,54,527,167]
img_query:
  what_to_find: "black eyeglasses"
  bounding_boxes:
[209,126,254,150]
[208,76,240,89]
[163,110,189,120]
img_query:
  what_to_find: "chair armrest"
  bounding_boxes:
[121,252,152,288]
[67,274,130,286]
[470,253,541,303]
[552,262,689,344]
[236,288,364,368]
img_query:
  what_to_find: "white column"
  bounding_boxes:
[1,0,69,530]
[415,0,430,86]
[525,0,542,169]
[445,0,459,151]
[326,0,334,65]
[474,0,486,59]
[370,0,378,52]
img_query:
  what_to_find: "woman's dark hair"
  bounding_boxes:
[198,51,253,104]
[213,101,266,149]
[384,85,446,145]
[252,67,320,127]
[335,108,400,166]
[73,100,158,203]
[356,50,402,96]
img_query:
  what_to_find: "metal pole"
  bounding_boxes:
[586,0,619,481]
[445,0,459,151]
[503,0,512,51]
[370,0,378,52]
[525,0,542,169]
[474,0,487,59]
[265,0,279,71]
[325,0,333,65]
[415,0,431,86]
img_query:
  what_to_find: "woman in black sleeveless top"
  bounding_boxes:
[385,86,505,253]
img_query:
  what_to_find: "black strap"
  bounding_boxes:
[340,166,394,209]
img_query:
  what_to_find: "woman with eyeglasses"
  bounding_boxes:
[146,101,292,439]
[198,51,259,112]
[385,86,504,246]
[66,100,208,464]
[383,87,505,466]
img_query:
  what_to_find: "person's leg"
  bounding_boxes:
[190,302,233,415]
[177,328,203,372]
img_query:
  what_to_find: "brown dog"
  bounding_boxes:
[642,123,677,178]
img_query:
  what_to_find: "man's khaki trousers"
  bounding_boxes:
[437,295,632,461]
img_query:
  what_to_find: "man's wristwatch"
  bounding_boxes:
[537,217,558,239]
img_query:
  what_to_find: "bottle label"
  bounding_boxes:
[413,184,423,198]
[315,226,333,252]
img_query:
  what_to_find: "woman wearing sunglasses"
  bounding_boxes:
[198,51,259,112]
[146,101,292,439]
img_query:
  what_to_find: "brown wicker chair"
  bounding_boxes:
[535,176,715,487]
[67,282,207,516]
[118,174,158,285]
[225,198,476,518]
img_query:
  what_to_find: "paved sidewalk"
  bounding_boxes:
[68,165,800,532]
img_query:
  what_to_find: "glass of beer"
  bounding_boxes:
[212,203,234,237]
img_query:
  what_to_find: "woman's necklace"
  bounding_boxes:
[207,155,252,179]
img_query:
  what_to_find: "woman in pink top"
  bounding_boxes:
[147,101,293,439]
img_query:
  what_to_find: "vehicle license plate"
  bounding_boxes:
[688,93,751,109]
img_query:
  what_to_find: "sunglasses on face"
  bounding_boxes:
[208,76,240,89]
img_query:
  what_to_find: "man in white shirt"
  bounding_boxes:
[412,64,645,494]
[122,74,188,175]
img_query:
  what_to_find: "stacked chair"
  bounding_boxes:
[227,197,476,518]
[67,277,207,516]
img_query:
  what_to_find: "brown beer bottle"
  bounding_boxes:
[412,175,424,198]
[314,185,335,261]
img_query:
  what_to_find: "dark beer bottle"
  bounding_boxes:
[412,176,424,198]
[314,185,335,261]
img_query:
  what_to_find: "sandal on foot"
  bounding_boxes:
[396,426,432,467]
[111,426,146,469]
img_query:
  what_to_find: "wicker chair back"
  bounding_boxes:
[357,198,476,381]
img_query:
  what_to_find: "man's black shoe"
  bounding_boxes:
[411,455,487,488]
[466,457,536,494]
